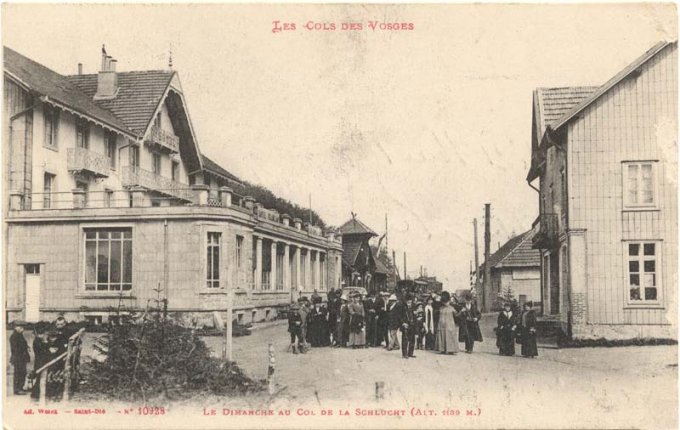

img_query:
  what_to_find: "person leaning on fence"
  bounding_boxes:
[30,325,50,400]
[10,320,31,395]
[288,303,304,354]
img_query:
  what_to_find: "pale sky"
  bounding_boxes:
[3,4,676,290]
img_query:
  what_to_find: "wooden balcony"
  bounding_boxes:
[120,166,194,202]
[145,125,179,153]
[67,147,111,178]
[532,213,560,249]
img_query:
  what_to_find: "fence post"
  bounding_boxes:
[267,343,275,395]
[64,339,74,400]
[39,369,47,406]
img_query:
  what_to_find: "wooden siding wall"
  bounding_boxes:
[567,44,678,326]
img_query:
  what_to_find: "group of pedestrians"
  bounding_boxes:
[495,301,539,358]
[9,316,76,400]
[288,288,505,360]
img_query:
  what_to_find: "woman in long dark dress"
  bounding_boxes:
[496,302,517,356]
[518,302,538,358]
[348,293,366,348]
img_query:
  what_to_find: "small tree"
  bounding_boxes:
[82,290,264,402]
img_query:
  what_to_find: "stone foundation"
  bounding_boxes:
[571,323,677,340]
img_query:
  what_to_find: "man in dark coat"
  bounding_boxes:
[364,292,379,346]
[387,295,402,351]
[288,304,304,354]
[458,298,483,353]
[31,324,50,400]
[399,295,416,359]
[10,321,30,395]
[339,294,351,347]
[375,293,388,347]
[327,290,340,346]
[496,302,517,356]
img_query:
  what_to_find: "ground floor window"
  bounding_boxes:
[207,232,221,289]
[85,228,132,291]
[626,241,661,304]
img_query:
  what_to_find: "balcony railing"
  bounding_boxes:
[67,147,111,178]
[120,166,194,202]
[145,125,179,153]
[261,271,271,291]
[532,213,560,249]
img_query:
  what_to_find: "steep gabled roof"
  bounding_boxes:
[4,46,133,136]
[527,86,598,181]
[67,70,174,136]
[479,230,540,273]
[202,155,243,185]
[338,218,377,237]
[552,40,676,132]
[534,86,598,138]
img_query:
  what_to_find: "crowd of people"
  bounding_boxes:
[9,316,80,400]
[287,288,538,359]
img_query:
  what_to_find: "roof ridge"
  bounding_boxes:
[67,70,174,78]
[552,40,674,131]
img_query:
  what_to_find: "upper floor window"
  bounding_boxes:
[626,241,662,305]
[105,132,116,168]
[207,232,221,289]
[84,228,132,292]
[43,106,59,149]
[235,235,244,268]
[152,153,162,176]
[76,120,89,149]
[171,160,180,182]
[130,145,140,170]
[623,162,657,208]
[43,173,55,209]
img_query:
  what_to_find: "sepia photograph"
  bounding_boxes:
[1,3,678,429]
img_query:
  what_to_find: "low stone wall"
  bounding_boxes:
[571,323,677,341]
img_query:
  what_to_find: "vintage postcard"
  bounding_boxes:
[1,3,678,429]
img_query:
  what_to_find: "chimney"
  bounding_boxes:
[95,45,118,100]
[77,63,83,75]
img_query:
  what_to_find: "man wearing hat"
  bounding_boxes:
[364,292,379,347]
[10,320,30,395]
[337,292,351,347]
[298,297,310,350]
[376,292,390,347]
[458,295,483,353]
[288,303,304,354]
[399,295,417,359]
[386,294,401,351]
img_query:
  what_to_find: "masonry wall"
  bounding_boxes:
[6,216,342,326]
[567,44,678,338]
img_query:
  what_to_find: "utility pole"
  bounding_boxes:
[403,252,407,281]
[473,218,481,298]
[483,204,491,313]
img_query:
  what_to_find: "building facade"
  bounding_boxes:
[3,46,342,326]
[526,41,678,340]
